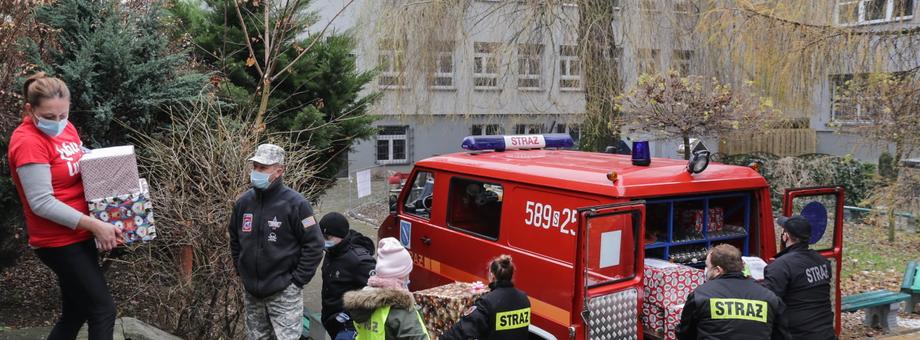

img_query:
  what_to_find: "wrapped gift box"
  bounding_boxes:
[88,189,156,244]
[642,303,685,340]
[642,259,704,340]
[80,145,140,201]
[679,207,725,233]
[413,282,488,339]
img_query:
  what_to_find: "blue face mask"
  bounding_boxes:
[250,170,271,189]
[324,240,336,249]
[35,116,67,137]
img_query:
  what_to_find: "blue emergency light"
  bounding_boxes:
[461,134,574,151]
[632,140,651,166]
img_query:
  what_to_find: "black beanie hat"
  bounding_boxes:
[320,212,349,238]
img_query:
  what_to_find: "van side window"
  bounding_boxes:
[403,171,434,219]
[447,177,503,239]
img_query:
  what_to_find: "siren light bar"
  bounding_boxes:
[461,134,574,151]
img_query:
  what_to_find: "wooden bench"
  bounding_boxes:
[902,261,920,314]
[842,290,911,333]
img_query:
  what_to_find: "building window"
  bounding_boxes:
[517,44,543,90]
[471,124,502,135]
[559,45,581,90]
[474,42,501,90]
[403,171,434,220]
[638,49,660,76]
[378,39,406,88]
[376,125,409,164]
[836,0,914,25]
[830,75,870,124]
[674,0,696,15]
[673,50,693,76]
[555,123,581,144]
[514,124,544,134]
[430,41,454,89]
[448,177,503,240]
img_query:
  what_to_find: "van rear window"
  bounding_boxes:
[447,177,503,239]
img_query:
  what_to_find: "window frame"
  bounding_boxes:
[835,0,914,26]
[429,41,455,90]
[517,44,544,91]
[559,45,582,91]
[378,39,408,89]
[446,176,505,241]
[830,74,873,125]
[673,50,693,76]
[471,124,502,136]
[554,123,582,143]
[376,125,410,165]
[474,42,501,91]
[402,170,435,220]
[513,123,544,134]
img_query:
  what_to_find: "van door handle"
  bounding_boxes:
[420,236,432,246]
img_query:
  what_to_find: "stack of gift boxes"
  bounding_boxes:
[642,259,704,340]
[81,145,156,244]
[678,207,724,236]
[413,282,488,339]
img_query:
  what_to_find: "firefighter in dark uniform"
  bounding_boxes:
[440,255,531,340]
[677,244,791,340]
[763,215,836,340]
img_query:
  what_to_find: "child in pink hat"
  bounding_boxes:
[343,238,430,339]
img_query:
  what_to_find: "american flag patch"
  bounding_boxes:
[301,216,317,229]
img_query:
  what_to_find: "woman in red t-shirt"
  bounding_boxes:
[8,73,123,340]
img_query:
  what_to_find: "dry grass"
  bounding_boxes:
[103,94,324,339]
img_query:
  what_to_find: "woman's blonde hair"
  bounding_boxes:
[23,72,70,106]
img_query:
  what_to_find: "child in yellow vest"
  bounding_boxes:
[343,237,430,340]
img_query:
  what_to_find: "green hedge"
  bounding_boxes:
[718,152,878,210]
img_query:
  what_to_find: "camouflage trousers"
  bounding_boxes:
[243,283,304,340]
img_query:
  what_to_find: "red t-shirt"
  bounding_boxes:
[8,116,92,248]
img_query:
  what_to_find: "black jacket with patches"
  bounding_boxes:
[343,287,430,340]
[763,243,836,340]
[228,178,324,298]
[321,229,376,337]
[439,280,531,340]
[677,272,791,340]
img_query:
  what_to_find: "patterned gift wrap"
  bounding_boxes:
[642,260,704,340]
[88,191,156,244]
[679,207,725,233]
[80,145,140,201]
[413,282,487,339]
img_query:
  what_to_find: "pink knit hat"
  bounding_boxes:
[374,237,413,279]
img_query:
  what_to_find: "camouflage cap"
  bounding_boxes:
[249,144,285,165]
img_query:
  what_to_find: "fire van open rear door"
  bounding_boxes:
[782,186,845,336]
[574,201,646,340]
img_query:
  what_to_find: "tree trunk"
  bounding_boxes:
[254,77,271,134]
[577,0,620,152]
[683,134,691,160]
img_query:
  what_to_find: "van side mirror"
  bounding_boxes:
[389,195,398,214]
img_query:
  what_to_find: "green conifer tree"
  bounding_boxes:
[170,0,378,186]
[24,0,208,147]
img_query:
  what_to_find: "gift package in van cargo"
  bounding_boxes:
[642,259,705,340]
[81,145,156,244]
